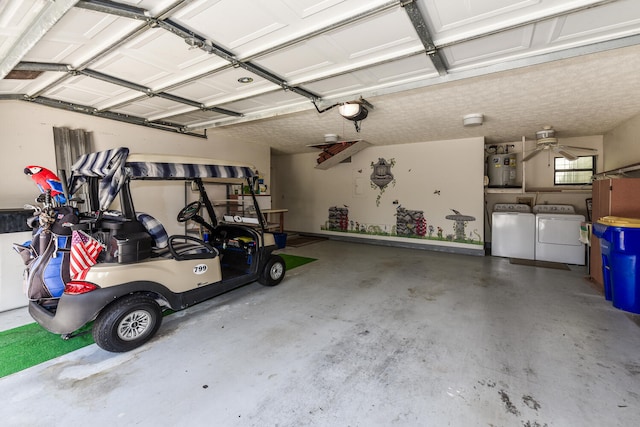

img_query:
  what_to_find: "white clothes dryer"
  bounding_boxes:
[491,203,535,260]
[533,205,585,265]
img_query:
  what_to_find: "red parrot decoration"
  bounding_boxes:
[24,165,67,204]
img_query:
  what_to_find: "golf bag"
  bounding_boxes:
[14,206,78,300]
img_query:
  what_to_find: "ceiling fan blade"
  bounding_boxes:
[554,147,578,161]
[523,147,544,162]
[561,145,598,152]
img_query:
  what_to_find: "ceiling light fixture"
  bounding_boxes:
[463,113,483,127]
[338,97,373,132]
[237,76,253,84]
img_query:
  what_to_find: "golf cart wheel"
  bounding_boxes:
[93,294,162,352]
[259,254,286,286]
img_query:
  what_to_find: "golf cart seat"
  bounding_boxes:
[166,235,219,261]
[137,213,169,249]
[134,213,217,260]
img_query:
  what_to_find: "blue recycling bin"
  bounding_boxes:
[273,232,287,249]
[593,216,640,314]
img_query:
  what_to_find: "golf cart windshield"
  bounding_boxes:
[68,147,263,229]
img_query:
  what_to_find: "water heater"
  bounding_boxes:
[487,154,517,187]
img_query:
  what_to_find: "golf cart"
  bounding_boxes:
[17,147,285,352]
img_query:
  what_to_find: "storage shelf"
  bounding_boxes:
[485,187,592,194]
[485,187,524,194]
[592,162,640,179]
[525,187,592,193]
[314,140,371,170]
[484,137,593,195]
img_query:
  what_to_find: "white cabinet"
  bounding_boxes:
[0,231,31,312]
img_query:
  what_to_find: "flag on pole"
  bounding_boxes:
[70,230,103,279]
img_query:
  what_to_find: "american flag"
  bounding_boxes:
[70,230,103,279]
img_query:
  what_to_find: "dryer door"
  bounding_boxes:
[537,215,583,246]
[536,214,585,264]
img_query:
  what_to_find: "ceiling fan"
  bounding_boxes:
[523,126,597,162]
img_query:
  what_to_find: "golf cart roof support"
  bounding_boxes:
[87,177,100,212]
[193,178,217,228]
[119,181,136,220]
[247,176,266,233]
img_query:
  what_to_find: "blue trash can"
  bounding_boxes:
[593,216,640,314]
[273,232,287,249]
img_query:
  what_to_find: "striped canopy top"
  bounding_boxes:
[69,147,256,210]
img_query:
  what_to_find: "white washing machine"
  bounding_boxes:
[491,203,535,260]
[533,205,585,265]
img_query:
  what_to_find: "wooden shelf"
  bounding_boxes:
[485,187,592,194]
[525,187,592,193]
[485,187,524,194]
[314,140,371,170]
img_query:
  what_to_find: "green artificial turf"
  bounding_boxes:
[0,322,94,378]
[279,253,317,269]
[0,254,316,378]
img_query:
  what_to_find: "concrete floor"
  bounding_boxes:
[1,240,639,426]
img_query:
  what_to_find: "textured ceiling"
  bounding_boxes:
[1,0,640,153]
[213,43,640,153]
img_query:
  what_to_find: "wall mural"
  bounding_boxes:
[370,158,395,207]
[322,205,481,245]
[321,157,482,246]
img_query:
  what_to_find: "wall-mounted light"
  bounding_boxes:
[463,113,483,127]
[338,98,373,132]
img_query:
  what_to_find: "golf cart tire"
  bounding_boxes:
[92,294,162,352]
[259,254,286,286]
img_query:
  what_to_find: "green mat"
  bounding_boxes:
[0,254,316,378]
[279,253,316,269]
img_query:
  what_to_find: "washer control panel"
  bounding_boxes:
[493,203,532,213]
[533,204,576,214]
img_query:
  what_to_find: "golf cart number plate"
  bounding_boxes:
[193,264,208,274]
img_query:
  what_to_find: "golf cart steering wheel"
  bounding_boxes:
[177,200,202,222]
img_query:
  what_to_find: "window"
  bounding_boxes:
[554,156,595,185]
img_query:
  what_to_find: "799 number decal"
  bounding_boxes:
[193,264,208,275]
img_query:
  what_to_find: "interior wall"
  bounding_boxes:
[486,136,602,205]
[0,101,270,235]
[484,135,603,242]
[603,111,640,170]
[522,135,603,189]
[273,137,485,254]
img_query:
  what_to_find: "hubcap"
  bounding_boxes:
[118,309,152,341]
[270,262,283,279]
